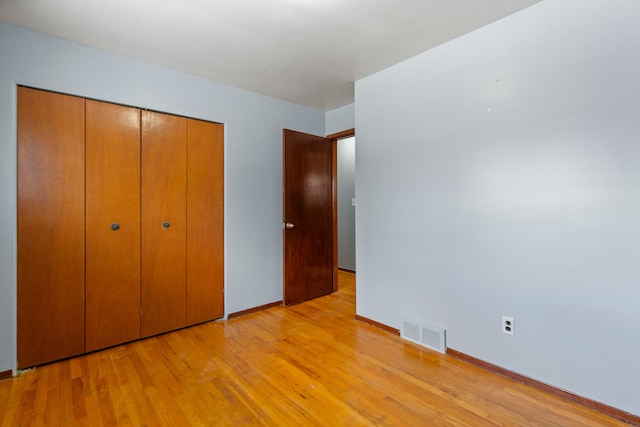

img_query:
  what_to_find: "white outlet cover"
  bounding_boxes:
[502,316,515,336]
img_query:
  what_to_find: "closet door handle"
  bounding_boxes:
[110,223,120,231]
[162,222,170,229]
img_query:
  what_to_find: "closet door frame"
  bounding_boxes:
[17,87,225,366]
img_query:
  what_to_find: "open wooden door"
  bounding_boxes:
[283,129,336,305]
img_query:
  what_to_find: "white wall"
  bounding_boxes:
[356,0,640,415]
[326,103,354,136]
[0,22,325,373]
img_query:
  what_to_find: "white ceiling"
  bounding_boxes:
[0,0,541,111]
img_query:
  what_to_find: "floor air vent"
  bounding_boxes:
[401,317,446,354]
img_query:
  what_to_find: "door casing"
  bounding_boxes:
[282,128,354,305]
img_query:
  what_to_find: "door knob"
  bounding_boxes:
[162,222,170,228]
[110,223,120,231]
[284,222,295,229]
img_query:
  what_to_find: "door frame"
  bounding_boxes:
[282,127,354,304]
[327,128,355,293]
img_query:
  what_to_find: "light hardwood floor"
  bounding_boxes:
[0,271,630,426]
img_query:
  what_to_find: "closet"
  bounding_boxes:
[17,87,224,368]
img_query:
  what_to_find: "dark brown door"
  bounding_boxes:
[85,100,141,352]
[283,129,335,305]
[141,111,187,337]
[17,87,86,368]
[186,119,224,325]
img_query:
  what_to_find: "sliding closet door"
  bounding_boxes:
[141,111,187,337]
[85,100,141,352]
[186,119,224,325]
[17,87,85,368]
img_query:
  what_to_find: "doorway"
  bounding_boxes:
[337,135,356,272]
[282,128,354,305]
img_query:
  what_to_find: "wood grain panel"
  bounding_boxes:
[283,129,334,305]
[186,119,224,325]
[17,86,86,368]
[141,111,187,337]
[85,100,141,352]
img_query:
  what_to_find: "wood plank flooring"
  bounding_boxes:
[0,271,631,426]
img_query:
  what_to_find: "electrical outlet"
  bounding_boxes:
[502,316,514,336]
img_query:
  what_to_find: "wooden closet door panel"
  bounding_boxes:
[186,119,224,325]
[141,111,187,337]
[17,87,86,368]
[85,100,141,352]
